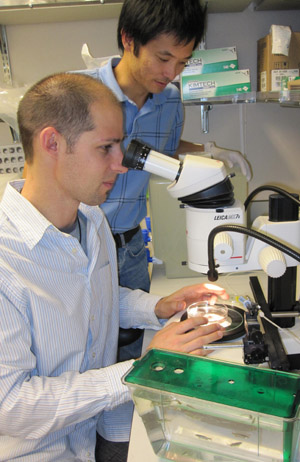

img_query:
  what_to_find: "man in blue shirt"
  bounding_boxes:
[0,72,229,462]
[83,0,251,361]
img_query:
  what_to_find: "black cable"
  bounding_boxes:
[244,185,300,210]
[77,215,82,244]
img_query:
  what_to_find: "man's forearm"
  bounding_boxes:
[175,139,205,157]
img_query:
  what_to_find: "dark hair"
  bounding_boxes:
[117,0,206,55]
[17,72,120,163]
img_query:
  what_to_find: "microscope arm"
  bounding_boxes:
[207,224,300,281]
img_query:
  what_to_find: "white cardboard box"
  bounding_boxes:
[182,47,238,76]
[181,69,251,100]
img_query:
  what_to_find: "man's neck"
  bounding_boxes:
[21,174,78,231]
[113,59,149,110]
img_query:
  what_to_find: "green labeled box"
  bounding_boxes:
[181,69,251,100]
[182,47,238,76]
[123,349,300,462]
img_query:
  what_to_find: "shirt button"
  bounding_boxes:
[91,315,95,321]
[92,352,96,359]
[72,248,77,255]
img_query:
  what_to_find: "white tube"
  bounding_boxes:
[144,150,180,181]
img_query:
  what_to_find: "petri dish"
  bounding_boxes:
[186,301,228,325]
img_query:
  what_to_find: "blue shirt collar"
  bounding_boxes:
[101,57,170,107]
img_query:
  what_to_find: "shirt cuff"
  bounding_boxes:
[102,360,135,410]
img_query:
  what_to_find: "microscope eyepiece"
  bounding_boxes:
[123,140,181,181]
[122,140,151,170]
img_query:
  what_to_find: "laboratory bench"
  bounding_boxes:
[127,263,300,462]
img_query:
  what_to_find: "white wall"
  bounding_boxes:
[1,5,300,201]
[182,6,300,199]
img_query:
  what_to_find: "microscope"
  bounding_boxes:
[123,139,300,370]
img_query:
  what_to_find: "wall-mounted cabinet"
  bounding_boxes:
[0,0,300,26]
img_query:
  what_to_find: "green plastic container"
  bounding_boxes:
[123,349,300,462]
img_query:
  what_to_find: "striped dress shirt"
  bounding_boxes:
[0,180,162,461]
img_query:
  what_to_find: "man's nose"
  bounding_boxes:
[163,62,178,81]
[111,147,128,174]
[163,62,183,82]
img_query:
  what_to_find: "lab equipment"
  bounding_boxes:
[185,301,229,325]
[182,296,268,364]
[0,84,27,134]
[123,139,299,279]
[123,140,300,369]
[123,349,300,462]
[239,296,269,365]
[180,297,268,365]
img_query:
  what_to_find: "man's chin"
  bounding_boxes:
[153,81,169,92]
[82,193,107,207]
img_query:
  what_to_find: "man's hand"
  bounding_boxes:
[204,141,252,181]
[148,316,224,356]
[154,282,229,320]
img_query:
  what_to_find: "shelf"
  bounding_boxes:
[0,1,124,25]
[253,0,300,10]
[183,90,300,108]
[257,90,300,107]
[203,0,252,13]
[183,92,257,106]
[0,0,299,26]
[0,0,254,26]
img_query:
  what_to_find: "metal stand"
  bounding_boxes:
[267,193,299,327]
[249,193,300,371]
[249,275,290,371]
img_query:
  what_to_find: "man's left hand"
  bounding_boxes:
[205,141,252,181]
[154,283,229,320]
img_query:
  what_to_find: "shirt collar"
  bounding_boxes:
[1,180,54,249]
[0,180,104,250]
[101,57,170,107]
[101,57,127,103]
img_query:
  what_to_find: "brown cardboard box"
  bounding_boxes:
[288,78,300,90]
[257,32,300,91]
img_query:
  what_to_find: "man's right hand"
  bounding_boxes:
[147,316,224,356]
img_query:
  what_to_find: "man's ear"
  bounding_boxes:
[121,30,134,52]
[40,127,61,159]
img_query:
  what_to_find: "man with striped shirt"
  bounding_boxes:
[0,72,228,461]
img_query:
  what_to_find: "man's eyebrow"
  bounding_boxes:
[159,50,193,60]
[101,136,125,143]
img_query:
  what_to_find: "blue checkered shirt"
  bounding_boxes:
[82,57,184,233]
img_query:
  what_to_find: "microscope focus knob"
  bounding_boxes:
[214,232,233,261]
[259,246,286,278]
